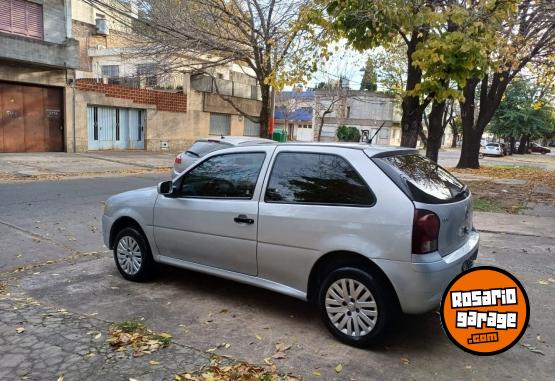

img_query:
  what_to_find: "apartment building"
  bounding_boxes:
[69,0,262,152]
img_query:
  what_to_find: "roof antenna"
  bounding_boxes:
[368,121,386,145]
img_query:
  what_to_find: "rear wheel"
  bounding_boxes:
[318,267,397,347]
[113,227,155,281]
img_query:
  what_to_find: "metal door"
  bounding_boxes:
[113,108,130,150]
[45,87,64,151]
[1,82,25,152]
[128,109,144,149]
[0,82,63,152]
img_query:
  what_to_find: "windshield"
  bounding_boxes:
[373,154,466,204]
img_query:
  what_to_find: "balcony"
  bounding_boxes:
[191,75,261,100]
[0,32,80,69]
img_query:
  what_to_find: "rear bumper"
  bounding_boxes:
[374,231,480,314]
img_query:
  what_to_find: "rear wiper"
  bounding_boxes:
[455,185,468,198]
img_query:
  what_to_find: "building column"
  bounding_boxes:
[64,0,73,39]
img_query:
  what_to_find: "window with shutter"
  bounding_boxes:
[0,0,43,39]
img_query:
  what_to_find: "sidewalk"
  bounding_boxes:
[0,152,175,182]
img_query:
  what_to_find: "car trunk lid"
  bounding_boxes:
[372,153,473,256]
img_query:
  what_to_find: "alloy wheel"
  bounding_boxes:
[116,236,142,275]
[325,278,378,337]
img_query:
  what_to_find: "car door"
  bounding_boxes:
[153,146,275,275]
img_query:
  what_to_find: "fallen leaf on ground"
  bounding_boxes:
[275,342,291,352]
[107,320,172,357]
[16,327,25,333]
[57,376,64,381]
[149,360,160,365]
[400,357,410,365]
[263,357,273,365]
[313,371,321,377]
[176,357,298,380]
[335,363,343,373]
[521,343,545,355]
[538,280,549,285]
[255,334,262,340]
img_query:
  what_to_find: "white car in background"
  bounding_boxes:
[172,136,274,179]
[480,142,504,157]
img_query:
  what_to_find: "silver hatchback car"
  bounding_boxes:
[103,143,479,347]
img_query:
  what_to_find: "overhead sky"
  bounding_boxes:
[308,40,368,90]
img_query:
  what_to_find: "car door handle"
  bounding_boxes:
[234,214,254,224]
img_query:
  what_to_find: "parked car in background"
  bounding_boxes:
[548,141,555,147]
[172,136,274,178]
[480,142,504,157]
[529,142,551,154]
[103,143,479,347]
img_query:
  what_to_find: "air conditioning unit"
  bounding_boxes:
[95,16,109,36]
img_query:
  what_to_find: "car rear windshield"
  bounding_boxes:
[186,141,229,157]
[486,143,499,147]
[373,154,467,204]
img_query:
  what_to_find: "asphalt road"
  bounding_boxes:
[0,173,168,272]
[1,174,554,380]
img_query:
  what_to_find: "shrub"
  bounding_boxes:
[336,125,361,142]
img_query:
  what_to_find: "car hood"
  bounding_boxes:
[104,186,158,216]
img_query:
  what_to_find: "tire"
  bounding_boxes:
[318,267,397,347]
[113,227,155,282]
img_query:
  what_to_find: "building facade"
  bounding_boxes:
[1,0,262,153]
[0,0,80,153]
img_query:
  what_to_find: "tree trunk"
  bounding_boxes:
[517,135,528,154]
[259,85,271,138]
[426,101,447,163]
[509,136,516,155]
[457,72,511,168]
[451,133,458,148]
[457,78,481,168]
[400,34,423,148]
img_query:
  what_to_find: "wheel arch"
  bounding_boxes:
[306,251,400,309]
[109,216,148,250]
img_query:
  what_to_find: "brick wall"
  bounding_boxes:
[76,79,187,113]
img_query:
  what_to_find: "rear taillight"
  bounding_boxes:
[412,209,440,254]
[174,154,182,164]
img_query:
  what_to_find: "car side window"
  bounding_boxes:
[179,152,266,199]
[265,152,375,206]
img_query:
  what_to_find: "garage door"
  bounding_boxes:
[0,82,64,152]
[87,106,145,150]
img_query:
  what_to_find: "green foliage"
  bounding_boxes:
[489,79,555,139]
[336,125,361,142]
[317,0,518,101]
[360,57,378,91]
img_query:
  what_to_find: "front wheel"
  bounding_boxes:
[318,267,397,347]
[113,227,155,281]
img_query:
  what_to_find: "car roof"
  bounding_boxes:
[196,136,274,146]
[198,140,416,157]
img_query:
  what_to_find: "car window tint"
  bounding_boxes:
[265,152,374,206]
[180,153,265,198]
[187,141,228,157]
[486,143,498,147]
[375,154,464,203]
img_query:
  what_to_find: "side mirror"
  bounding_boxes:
[157,180,174,196]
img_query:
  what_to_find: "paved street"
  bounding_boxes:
[0,156,554,380]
